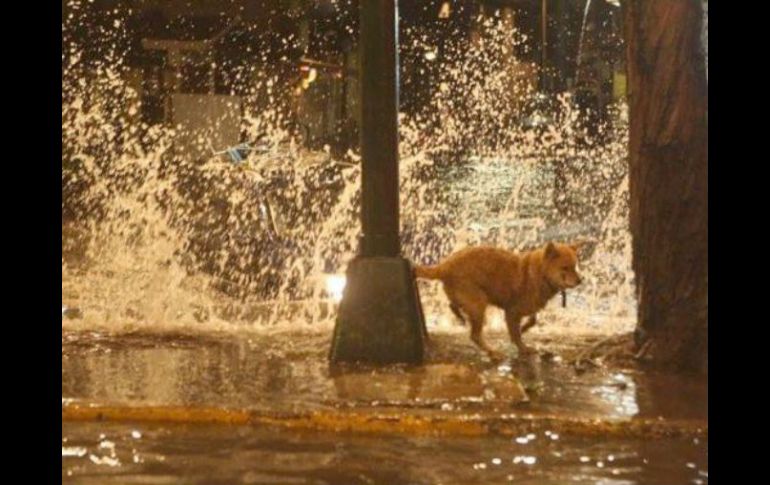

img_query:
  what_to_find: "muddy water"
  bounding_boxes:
[62,420,707,484]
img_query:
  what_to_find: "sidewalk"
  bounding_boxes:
[62,328,707,439]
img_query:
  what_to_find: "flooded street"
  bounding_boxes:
[63,329,707,484]
[62,329,706,420]
[63,420,707,485]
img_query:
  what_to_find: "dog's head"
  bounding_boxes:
[543,241,584,289]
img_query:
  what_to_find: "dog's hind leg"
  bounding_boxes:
[454,286,503,362]
[443,284,467,326]
[449,303,466,325]
[470,316,504,362]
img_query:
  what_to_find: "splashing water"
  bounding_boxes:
[62,5,634,336]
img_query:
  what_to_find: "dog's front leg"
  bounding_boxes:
[505,309,534,355]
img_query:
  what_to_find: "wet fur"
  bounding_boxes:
[415,242,583,360]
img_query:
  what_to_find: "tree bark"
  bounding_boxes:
[624,0,708,372]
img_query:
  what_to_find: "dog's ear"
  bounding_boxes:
[545,241,558,259]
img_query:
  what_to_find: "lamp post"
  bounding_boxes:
[329,0,427,365]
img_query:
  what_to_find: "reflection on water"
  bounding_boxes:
[62,421,708,485]
[592,374,639,417]
[63,329,706,421]
[62,329,707,484]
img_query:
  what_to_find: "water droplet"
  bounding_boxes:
[62,447,87,457]
[89,454,121,467]
[513,455,536,465]
[98,440,115,451]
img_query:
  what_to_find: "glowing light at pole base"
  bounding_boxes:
[325,275,346,303]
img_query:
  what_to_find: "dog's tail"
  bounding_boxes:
[414,264,445,280]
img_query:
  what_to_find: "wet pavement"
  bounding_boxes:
[62,328,706,420]
[62,328,707,483]
[63,420,707,485]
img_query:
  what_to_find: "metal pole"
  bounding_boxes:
[359,0,400,257]
[330,0,426,365]
[541,0,548,91]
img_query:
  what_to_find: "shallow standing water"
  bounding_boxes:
[63,420,707,485]
[63,329,707,484]
[62,329,707,418]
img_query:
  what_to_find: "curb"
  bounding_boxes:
[63,401,707,440]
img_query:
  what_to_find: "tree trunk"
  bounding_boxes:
[624,0,708,372]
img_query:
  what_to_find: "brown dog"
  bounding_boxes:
[415,242,583,360]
